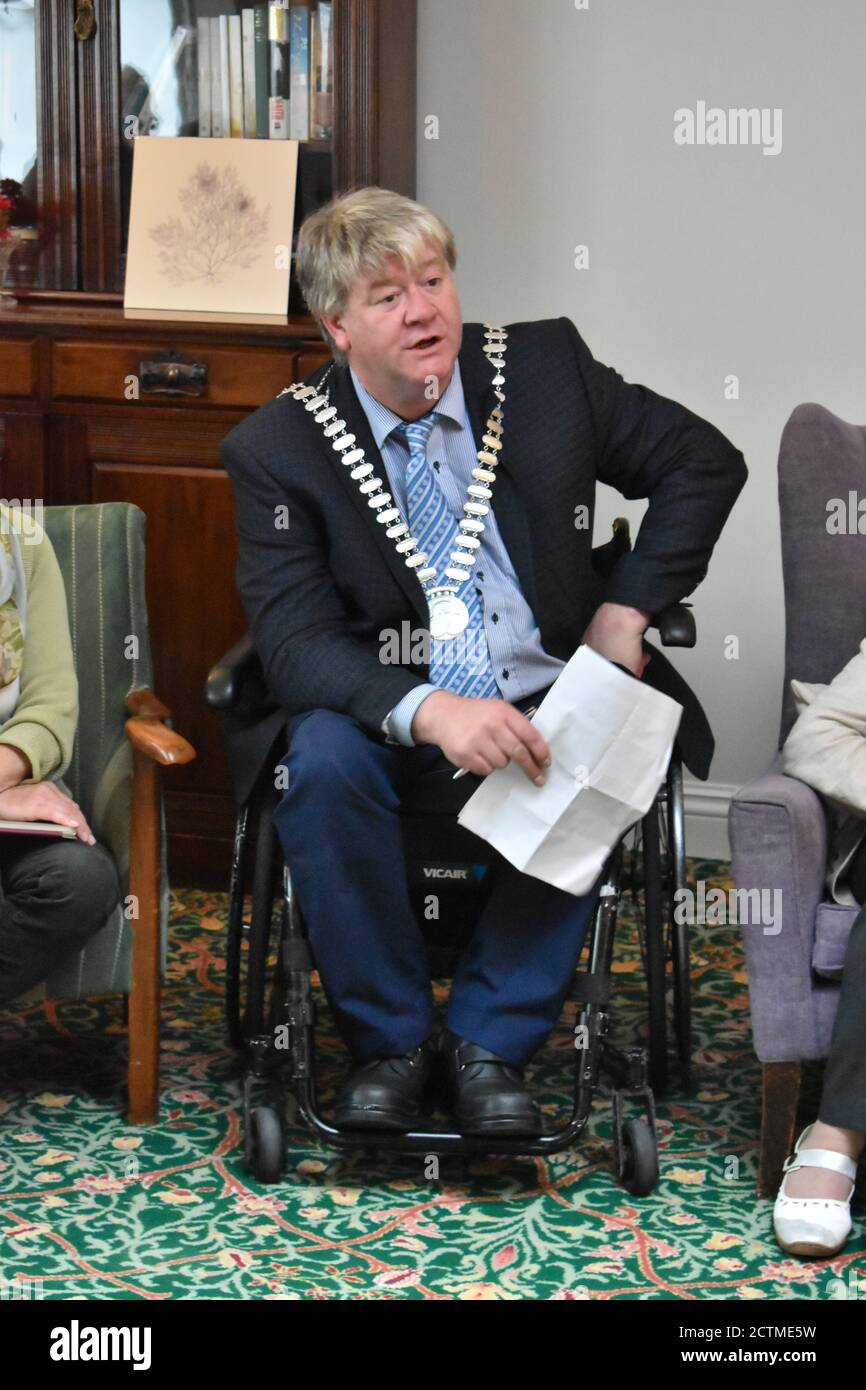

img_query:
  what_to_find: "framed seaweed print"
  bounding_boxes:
[124,136,298,324]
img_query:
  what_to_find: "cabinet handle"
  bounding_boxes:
[74,0,96,42]
[139,354,208,397]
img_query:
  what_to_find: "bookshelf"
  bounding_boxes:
[117,2,337,304]
[0,0,418,883]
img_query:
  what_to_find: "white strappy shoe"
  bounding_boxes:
[773,1124,858,1258]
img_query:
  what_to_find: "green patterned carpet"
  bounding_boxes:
[1,860,864,1301]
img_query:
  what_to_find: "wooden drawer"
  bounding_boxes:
[0,338,38,398]
[51,337,327,408]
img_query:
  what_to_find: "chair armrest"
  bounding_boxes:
[731,751,827,822]
[204,633,260,711]
[127,689,172,722]
[728,754,830,1060]
[125,689,196,767]
[652,603,696,648]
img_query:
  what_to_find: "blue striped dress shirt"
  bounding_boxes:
[349,360,566,745]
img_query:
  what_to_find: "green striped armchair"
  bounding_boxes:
[11,503,194,1122]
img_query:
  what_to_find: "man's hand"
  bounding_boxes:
[411,690,552,784]
[581,602,652,678]
[0,782,96,845]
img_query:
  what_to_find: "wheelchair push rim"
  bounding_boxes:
[628,751,691,1093]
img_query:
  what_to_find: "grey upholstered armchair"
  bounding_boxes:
[728,404,866,1196]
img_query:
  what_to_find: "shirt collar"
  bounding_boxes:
[349,358,467,450]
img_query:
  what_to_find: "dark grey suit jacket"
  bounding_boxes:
[220,316,748,801]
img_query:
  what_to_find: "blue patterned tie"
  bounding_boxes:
[395,413,501,700]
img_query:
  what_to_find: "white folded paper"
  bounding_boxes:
[457,644,683,897]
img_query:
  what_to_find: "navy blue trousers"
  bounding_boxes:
[273,690,602,1066]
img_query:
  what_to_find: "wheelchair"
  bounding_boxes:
[205,520,703,1191]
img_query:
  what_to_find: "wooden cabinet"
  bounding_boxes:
[0,340,39,398]
[0,309,332,884]
[0,0,417,884]
[0,304,331,882]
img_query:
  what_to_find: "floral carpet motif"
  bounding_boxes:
[1,860,864,1301]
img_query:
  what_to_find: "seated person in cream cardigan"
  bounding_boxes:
[772,636,866,1258]
[0,505,119,1006]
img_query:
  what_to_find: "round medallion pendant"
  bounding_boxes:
[428,592,470,641]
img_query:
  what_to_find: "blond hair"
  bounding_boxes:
[295,186,458,363]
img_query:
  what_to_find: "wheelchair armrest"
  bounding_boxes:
[204,632,261,711]
[593,520,695,647]
[651,603,696,649]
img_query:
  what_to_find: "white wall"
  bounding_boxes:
[416,0,866,855]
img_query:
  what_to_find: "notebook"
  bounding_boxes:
[0,820,77,840]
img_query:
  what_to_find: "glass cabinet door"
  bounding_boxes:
[0,0,40,287]
[117,0,334,299]
[0,0,412,297]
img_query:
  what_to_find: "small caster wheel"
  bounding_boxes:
[246,1105,284,1184]
[620,1116,659,1196]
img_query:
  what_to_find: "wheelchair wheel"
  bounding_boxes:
[244,791,281,1039]
[246,1106,284,1185]
[636,800,668,1094]
[620,1117,659,1196]
[629,755,692,1094]
[225,805,250,1049]
[226,788,282,1051]
[666,754,692,1083]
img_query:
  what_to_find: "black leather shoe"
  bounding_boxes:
[441,1030,543,1136]
[334,1038,438,1132]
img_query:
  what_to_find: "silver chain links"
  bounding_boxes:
[284,325,508,601]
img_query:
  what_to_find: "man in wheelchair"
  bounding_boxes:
[220,187,747,1136]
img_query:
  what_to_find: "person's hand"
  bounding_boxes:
[411,690,552,784]
[0,782,96,844]
[581,602,652,678]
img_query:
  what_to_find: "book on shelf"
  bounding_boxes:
[209,17,224,138]
[289,5,310,141]
[195,4,332,142]
[242,9,258,137]
[217,16,232,138]
[253,4,270,138]
[228,15,245,138]
[311,2,333,140]
[0,819,76,840]
[269,0,290,138]
[197,17,212,137]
